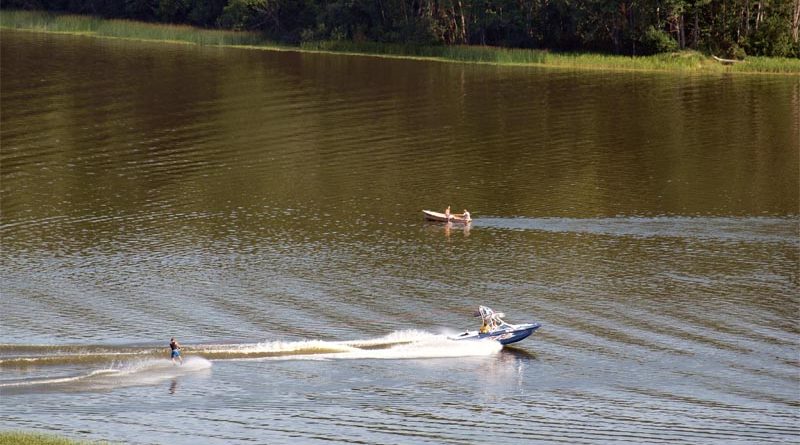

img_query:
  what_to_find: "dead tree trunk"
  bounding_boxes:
[679,14,686,49]
[793,0,800,43]
[457,0,467,44]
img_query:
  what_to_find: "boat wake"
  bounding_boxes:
[0,356,212,393]
[0,331,499,392]
[192,330,502,361]
[1,331,500,367]
[477,216,798,243]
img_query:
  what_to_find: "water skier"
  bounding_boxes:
[169,338,183,365]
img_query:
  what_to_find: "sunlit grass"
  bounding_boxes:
[0,9,102,33]
[0,431,110,445]
[544,51,800,73]
[2,10,797,74]
[95,19,267,46]
[728,55,800,73]
[302,40,548,64]
[544,51,712,71]
[301,42,800,73]
[0,10,270,46]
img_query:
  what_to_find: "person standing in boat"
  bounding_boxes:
[169,338,183,365]
[475,306,492,334]
[478,306,495,333]
[444,206,452,221]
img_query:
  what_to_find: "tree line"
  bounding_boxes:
[5,0,800,57]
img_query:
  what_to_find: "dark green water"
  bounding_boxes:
[1,29,798,444]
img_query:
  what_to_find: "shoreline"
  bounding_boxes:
[1,10,799,75]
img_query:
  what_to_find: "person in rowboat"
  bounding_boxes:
[462,209,471,222]
[444,206,452,221]
[169,338,183,365]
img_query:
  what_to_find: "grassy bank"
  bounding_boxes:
[0,431,109,445]
[2,10,798,74]
[301,40,548,65]
[0,9,272,47]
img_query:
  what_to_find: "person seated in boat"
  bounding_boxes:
[462,209,471,222]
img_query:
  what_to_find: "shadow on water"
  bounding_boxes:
[500,346,537,361]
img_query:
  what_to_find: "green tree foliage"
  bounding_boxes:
[186,0,228,26]
[3,0,798,56]
[217,0,265,30]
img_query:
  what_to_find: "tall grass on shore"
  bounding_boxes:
[0,9,103,33]
[0,9,269,46]
[301,41,800,73]
[0,430,109,445]
[729,55,800,73]
[545,51,710,71]
[303,40,708,70]
[2,9,798,73]
[302,40,548,64]
[96,19,268,46]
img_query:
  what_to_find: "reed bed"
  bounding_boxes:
[0,10,102,33]
[302,40,548,64]
[2,10,797,73]
[544,51,712,72]
[0,10,269,46]
[95,19,268,46]
[726,55,800,73]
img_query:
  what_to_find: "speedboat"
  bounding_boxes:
[450,306,540,345]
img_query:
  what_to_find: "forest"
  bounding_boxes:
[4,0,799,57]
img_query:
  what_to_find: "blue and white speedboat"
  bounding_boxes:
[451,306,540,345]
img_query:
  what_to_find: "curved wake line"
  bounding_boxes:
[0,351,161,367]
[0,357,212,389]
[0,368,119,387]
[477,216,798,243]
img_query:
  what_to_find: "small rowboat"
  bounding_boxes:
[422,209,472,223]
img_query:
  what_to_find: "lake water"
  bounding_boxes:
[1,29,798,444]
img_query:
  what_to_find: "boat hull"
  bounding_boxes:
[450,323,540,345]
